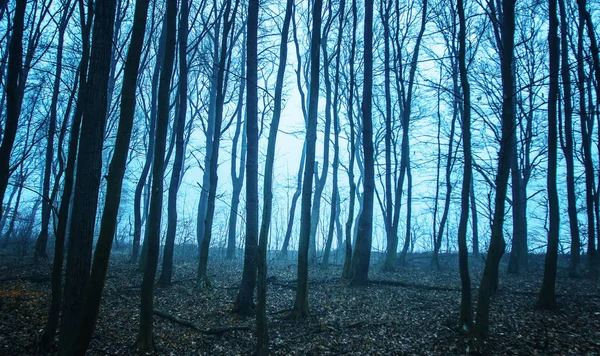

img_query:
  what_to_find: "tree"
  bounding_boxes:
[0,0,26,222]
[350,0,374,286]
[558,0,580,277]
[132,11,165,264]
[456,0,473,330]
[158,0,189,286]
[39,1,91,347]
[59,0,117,351]
[474,0,514,341]
[537,0,560,311]
[136,0,177,349]
[342,0,358,279]
[34,0,74,262]
[290,0,323,318]
[197,0,239,287]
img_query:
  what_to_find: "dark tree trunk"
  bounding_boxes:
[474,0,514,341]
[342,0,358,280]
[290,0,322,318]
[575,0,596,268]
[456,0,473,330]
[322,0,345,270]
[34,2,73,262]
[226,41,246,260]
[67,0,150,352]
[350,0,374,286]
[244,0,264,351]
[132,15,166,264]
[159,0,189,286]
[280,145,304,258]
[537,0,560,311]
[0,0,26,222]
[470,176,479,256]
[59,0,117,352]
[40,2,91,347]
[136,0,177,349]
[558,0,581,277]
[197,0,238,287]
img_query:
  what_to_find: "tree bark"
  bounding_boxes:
[67,0,150,352]
[0,0,26,222]
[290,0,322,318]
[537,0,560,311]
[136,0,177,349]
[59,0,117,352]
[350,0,374,286]
[474,0,514,341]
[158,0,189,286]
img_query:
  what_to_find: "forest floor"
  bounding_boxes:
[0,250,599,355]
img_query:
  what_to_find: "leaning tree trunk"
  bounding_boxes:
[132,15,165,265]
[34,2,73,262]
[136,0,176,350]
[474,0,514,341]
[39,2,91,347]
[67,0,150,352]
[59,0,117,351]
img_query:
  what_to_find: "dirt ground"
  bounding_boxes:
[0,251,599,355]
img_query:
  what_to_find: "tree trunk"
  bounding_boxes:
[158,0,189,286]
[197,0,238,287]
[132,14,166,264]
[350,0,374,286]
[136,0,177,349]
[34,2,73,262]
[40,3,91,346]
[67,0,150,352]
[537,0,560,311]
[474,0,514,341]
[342,0,358,280]
[59,0,117,351]
[0,0,26,222]
[290,0,322,318]
[226,40,246,260]
[456,0,473,330]
[558,0,581,277]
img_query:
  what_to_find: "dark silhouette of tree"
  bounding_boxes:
[350,0,374,286]
[136,0,176,349]
[537,0,560,311]
[59,0,117,351]
[65,0,150,352]
[474,0,514,341]
[132,12,165,265]
[159,0,190,286]
[197,0,239,288]
[558,0,581,277]
[0,0,26,222]
[290,0,322,318]
[33,0,75,262]
[40,1,91,347]
[342,0,358,280]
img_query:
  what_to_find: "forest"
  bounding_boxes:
[0,0,599,354]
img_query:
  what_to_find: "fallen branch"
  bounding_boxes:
[369,279,461,292]
[153,309,251,335]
